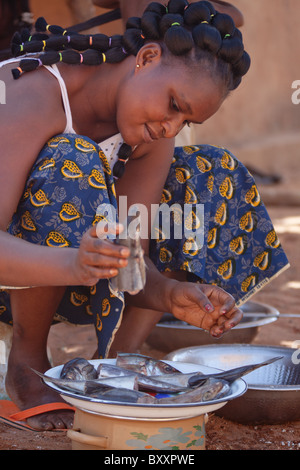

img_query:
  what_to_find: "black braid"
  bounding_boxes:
[113,143,133,180]
[11,1,250,88]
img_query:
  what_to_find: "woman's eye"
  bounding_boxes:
[171,98,180,112]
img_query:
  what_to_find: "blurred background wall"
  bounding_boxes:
[28,0,300,204]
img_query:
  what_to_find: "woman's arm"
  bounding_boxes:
[126,258,242,337]
[0,66,130,287]
[115,138,242,335]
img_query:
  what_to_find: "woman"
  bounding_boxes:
[0,0,288,430]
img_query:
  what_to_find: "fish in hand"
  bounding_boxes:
[110,214,146,294]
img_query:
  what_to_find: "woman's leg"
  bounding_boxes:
[5,286,74,431]
[108,306,164,357]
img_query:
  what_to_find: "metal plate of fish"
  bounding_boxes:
[42,357,247,420]
[110,214,146,295]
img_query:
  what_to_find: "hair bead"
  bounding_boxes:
[79,53,84,63]
[171,22,181,27]
[11,66,24,79]
[102,53,106,63]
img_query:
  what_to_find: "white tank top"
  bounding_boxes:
[0,57,124,168]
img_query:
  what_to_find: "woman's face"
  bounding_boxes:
[116,46,226,147]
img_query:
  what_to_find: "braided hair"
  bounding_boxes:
[10,0,250,177]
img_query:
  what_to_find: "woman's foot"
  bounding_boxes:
[5,349,74,431]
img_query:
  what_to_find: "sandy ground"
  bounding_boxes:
[0,201,299,451]
[0,1,299,450]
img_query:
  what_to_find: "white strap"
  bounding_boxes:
[44,64,76,134]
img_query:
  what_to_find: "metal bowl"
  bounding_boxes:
[165,344,300,424]
[146,301,279,353]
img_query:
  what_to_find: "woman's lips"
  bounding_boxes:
[144,124,159,143]
[144,124,153,144]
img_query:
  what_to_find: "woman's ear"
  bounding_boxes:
[135,43,162,70]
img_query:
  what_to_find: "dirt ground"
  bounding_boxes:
[0,1,299,451]
[0,200,299,451]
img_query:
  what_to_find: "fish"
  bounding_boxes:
[110,213,146,295]
[97,363,188,393]
[188,356,283,387]
[35,369,155,403]
[60,357,97,381]
[33,369,161,404]
[150,372,205,388]
[155,378,227,404]
[33,369,139,394]
[86,387,156,404]
[116,353,182,376]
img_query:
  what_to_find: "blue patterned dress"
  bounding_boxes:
[0,134,289,357]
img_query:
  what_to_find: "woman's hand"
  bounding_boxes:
[71,224,130,286]
[168,281,243,338]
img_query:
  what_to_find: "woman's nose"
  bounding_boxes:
[161,117,185,138]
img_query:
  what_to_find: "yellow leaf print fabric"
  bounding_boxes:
[2,134,123,359]
[149,145,289,306]
[0,137,289,359]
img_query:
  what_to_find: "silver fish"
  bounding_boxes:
[151,372,204,388]
[87,387,156,404]
[97,363,188,393]
[188,356,283,387]
[116,353,182,376]
[36,369,154,403]
[155,378,226,404]
[33,369,139,394]
[110,214,146,295]
[60,357,97,381]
